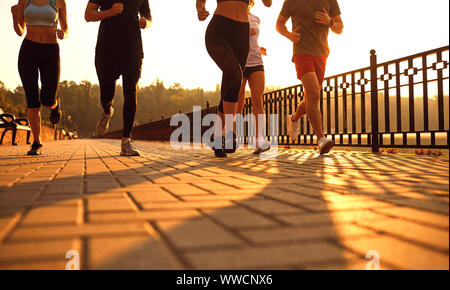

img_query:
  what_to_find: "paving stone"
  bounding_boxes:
[339,236,449,270]
[184,242,357,269]
[88,235,183,269]
[241,224,377,244]
[0,140,448,269]
[0,240,74,270]
[157,218,243,250]
[355,218,449,252]
[203,206,278,229]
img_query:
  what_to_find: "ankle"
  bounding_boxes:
[318,137,327,143]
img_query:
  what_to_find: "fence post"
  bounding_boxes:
[370,49,379,153]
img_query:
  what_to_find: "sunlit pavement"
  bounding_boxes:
[0,139,448,270]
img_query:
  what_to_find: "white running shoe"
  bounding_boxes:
[286,114,299,142]
[254,137,271,154]
[96,107,114,136]
[120,139,141,156]
[318,137,335,154]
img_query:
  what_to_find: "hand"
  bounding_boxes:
[11,5,19,15]
[260,47,267,56]
[314,7,331,26]
[109,3,123,17]
[139,17,149,29]
[197,9,209,21]
[288,27,301,43]
[56,29,65,40]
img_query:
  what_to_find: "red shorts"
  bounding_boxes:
[293,54,328,85]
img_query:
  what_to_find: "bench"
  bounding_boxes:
[0,110,31,145]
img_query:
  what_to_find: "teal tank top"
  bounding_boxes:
[24,0,59,27]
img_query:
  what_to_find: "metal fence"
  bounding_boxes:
[241,46,449,152]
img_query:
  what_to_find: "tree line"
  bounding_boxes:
[0,80,222,137]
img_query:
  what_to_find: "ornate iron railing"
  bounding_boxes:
[241,46,449,152]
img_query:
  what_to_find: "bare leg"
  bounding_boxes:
[223,101,238,134]
[291,100,306,122]
[247,71,265,140]
[300,72,325,140]
[215,112,224,137]
[27,108,42,144]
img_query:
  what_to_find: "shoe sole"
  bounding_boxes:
[214,152,227,158]
[319,141,335,154]
[253,146,271,154]
[120,152,141,156]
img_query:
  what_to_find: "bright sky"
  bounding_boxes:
[0,0,449,91]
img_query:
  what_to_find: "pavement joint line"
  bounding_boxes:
[258,192,317,214]
[231,200,290,227]
[209,179,241,190]
[188,182,217,195]
[36,144,80,201]
[146,220,194,269]
[198,209,256,247]
[328,238,403,270]
[368,208,450,231]
[76,198,87,225]
[353,221,450,255]
[124,192,144,212]
[159,186,186,202]
[0,211,25,244]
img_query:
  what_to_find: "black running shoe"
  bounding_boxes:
[27,142,43,156]
[50,101,62,125]
[208,136,227,158]
[214,148,227,158]
[224,132,237,154]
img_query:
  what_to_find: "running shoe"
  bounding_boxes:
[27,141,43,156]
[214,148,227,158]
[286,114,299,142]
[318,137,335,154]
[253,137,271,154]
[49,101,62,125]
[96,107,114,136]
[120,139,141,156]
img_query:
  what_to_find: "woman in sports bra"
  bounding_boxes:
[11,0,68,155]
[197,0,272,158]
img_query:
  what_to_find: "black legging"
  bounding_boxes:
[205,14,250,113]
[18,39,60,109]
[95,52,142,138]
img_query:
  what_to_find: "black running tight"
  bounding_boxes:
[18,39,60,109]
[205,14,250,113]
[95,52,142,138]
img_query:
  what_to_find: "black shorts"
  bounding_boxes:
[243,65,264,79]
[95,50,142,82]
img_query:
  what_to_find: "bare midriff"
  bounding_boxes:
[26,26,58,44]
[215,1,249,23]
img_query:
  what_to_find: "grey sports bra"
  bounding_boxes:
[24,0,59,27]
[217,0,249,4]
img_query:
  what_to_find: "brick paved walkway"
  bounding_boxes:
[0,140,448,270]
